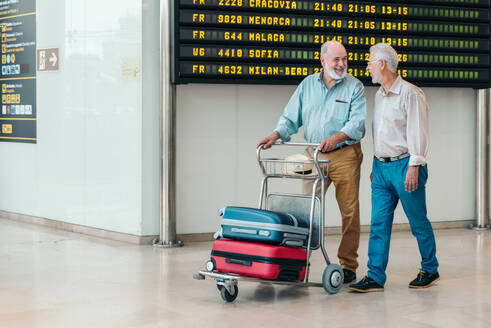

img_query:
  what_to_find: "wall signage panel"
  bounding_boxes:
[174,0,491,87]
[0,0,36,143]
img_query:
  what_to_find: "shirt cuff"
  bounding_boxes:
[409,155,426,166]
[274,127,291,142]
[339,126,357,142]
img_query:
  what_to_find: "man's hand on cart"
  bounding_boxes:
[319,132,350,152]
[256,131,280,149]
[319,137,337,152]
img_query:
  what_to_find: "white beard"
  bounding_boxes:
[326,66,347,80]
[371,72,381,84]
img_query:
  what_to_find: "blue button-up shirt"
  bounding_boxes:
[275,72,367,146]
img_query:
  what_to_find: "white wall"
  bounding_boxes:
[176,84,475,234]
[0,0,149,235]
[141,0,161,235]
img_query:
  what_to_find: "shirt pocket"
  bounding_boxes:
[384,103,406,127]
[330,100,349,122]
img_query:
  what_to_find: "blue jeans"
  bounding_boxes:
[367,157,438,286]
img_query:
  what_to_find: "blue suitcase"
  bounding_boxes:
[216,206,309,248]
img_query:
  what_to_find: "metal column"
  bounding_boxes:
[471,89,490,230]
[153,0,183,247]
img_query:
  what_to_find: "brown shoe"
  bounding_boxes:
[343,269,356,284]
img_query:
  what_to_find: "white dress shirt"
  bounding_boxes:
[373,76,429,166]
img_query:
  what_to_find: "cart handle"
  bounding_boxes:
[256,141,329,177]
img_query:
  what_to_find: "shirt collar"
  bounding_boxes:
[379,75,402,96]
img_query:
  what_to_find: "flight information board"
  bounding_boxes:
[173,0,491,87]
[0,0,36,143]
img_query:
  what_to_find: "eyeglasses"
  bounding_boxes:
[366,60,380,67]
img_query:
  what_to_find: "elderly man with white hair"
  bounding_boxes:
[257,41,366,284]
[349,43,439,293]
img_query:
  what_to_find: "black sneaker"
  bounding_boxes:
[343,269,356,284]
[409,270,440,289]
[349,276,384,293]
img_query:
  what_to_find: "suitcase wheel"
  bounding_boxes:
[205,259,216,272]
[218,284,239,302]
[322,264,344,294]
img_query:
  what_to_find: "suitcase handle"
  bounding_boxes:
[226,258,252,266]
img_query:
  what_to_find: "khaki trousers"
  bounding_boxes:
[302,143,363,271]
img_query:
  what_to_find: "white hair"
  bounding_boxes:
[370,43,399,72]
[320,40,343,59]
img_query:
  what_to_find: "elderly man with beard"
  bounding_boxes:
[349,43,439,293]
[257,40,366,284]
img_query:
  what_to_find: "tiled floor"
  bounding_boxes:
[0,218,490,328]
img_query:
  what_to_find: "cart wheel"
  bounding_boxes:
[322,264,344,294]
[219,284,238,302]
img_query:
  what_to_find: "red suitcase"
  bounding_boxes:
[211,240,307,281]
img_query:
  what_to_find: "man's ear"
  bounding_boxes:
[379,60,386,71]
[320,56,325,67]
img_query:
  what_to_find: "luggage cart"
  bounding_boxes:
[193,142,344,302]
